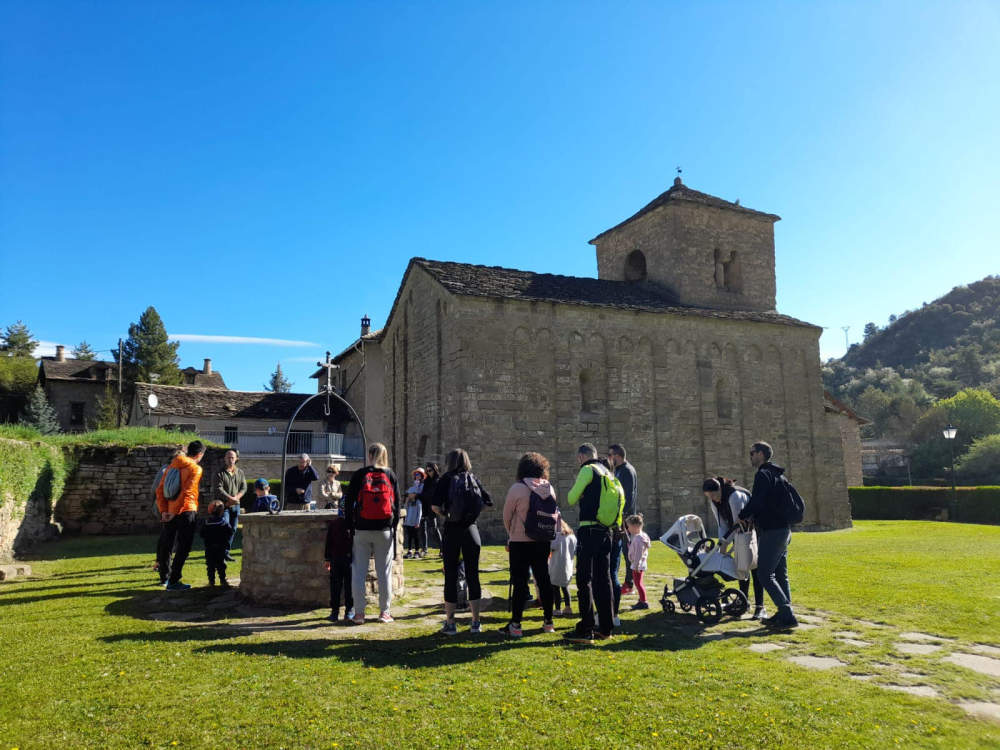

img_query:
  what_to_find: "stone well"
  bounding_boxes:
[239,511,405,609]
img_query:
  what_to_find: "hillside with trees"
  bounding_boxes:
[823,276,1000,484]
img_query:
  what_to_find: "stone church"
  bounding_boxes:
[336,178,855,539]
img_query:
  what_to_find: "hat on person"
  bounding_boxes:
[254,478,270,490]
[412,467,427,479]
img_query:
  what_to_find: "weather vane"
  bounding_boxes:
[676,166,682,176]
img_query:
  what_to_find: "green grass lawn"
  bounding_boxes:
[1,521,998,749]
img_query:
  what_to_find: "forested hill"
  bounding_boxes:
[835,275,1000,398]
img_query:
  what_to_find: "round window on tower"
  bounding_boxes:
[624,249,647,282]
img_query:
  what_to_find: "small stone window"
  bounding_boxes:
[716,379,733,420]
[714,249,742,292]
[70,402,85,426]
[579,369,599,413]
[417,434,428,461]
[624,250,647,282]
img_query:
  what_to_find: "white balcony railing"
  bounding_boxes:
[199,430,365,459]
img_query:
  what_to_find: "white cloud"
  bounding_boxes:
[168,334,319,347]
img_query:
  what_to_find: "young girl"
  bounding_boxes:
[548,519,577,616]
[403,468,425,558]
[625,514,651,610]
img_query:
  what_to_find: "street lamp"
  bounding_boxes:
[943,424,957,516]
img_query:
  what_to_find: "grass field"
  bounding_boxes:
[1,521,998,749]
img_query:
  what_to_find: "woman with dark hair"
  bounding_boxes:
[432,448,492,635]
[419,462,441,558]
[702,476,765,619]
[499,452,557,637]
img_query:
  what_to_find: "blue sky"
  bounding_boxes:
[3,1,998,391]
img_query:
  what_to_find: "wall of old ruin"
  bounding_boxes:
[56,446,226,534]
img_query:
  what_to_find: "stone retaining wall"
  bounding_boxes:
[240,511,405,609]
[56,445,226,534]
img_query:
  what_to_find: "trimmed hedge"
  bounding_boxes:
[850,486,1000,525]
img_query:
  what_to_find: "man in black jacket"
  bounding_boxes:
[609,444,637,594]
[739,441,798,630]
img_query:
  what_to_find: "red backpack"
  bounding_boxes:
[358,469,394,521]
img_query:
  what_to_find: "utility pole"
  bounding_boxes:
[841,326,850,351]
[117,338,123,428]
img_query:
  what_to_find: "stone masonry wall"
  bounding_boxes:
[239,511,405,609]
[56,445,226,534]
[593,200,777,313]
[383,289,852,542]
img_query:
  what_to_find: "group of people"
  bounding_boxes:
[153,435,798,637]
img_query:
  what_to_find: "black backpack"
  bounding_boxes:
[522,481,560,542]
[445,471,487,525]
[774,475,805,525]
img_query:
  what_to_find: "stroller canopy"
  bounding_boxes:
[659,514,707,554]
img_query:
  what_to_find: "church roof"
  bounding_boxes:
[589,177,781,244]
[412,258,818,329]
[179,367,227,388]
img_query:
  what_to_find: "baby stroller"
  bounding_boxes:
[659,514,749,624]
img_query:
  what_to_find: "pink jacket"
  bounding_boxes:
[503,478,556,543]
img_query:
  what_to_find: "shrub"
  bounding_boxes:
[849,486,1000,525]
[955,433,1000,484]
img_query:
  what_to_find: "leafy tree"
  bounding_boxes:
[955,434,1000,485]
[1,321,38,356]
[863,322,879,342]
[0,356,38,394]
[888,314,897,324]
[94,382,120,429]
[21,385,60,434]
[909,388,1000,479]
[264,363,292,393]
[118,307,181,386]
[72,341,97,360]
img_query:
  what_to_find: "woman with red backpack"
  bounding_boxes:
[498,452,558,638]
[344,443,401,624]
[432,448,492,635]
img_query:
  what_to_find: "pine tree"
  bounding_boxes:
[264,363,293,393]
[118,307,181,385]
[72,341,97,360]
[22,385,60,434]
[1,321,38,356]
[94,382,120,429]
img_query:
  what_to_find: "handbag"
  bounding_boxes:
[733,528,758,579]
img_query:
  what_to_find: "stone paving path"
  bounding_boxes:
[731,607,1000,723]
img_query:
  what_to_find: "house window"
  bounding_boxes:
[224,425,238,444]
[70,402,85,426]
[580,369,599,414]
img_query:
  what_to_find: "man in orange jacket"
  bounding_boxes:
[156,440,206,590]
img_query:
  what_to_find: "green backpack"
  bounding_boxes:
[594,467,625,529]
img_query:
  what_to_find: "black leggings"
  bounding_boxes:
[740,568,764,606]
[508,540,553,623]
[442,523,482,604]
[552,585,571,609]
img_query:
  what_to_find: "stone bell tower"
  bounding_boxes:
[589,177,781,312]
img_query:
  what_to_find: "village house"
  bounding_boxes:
[344,177,861,539]
[38,348,226,433]
[127,383,365,480]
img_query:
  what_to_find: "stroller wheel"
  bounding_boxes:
[695,596,722,625]
[720,588,749,618]
[680,601,693,612]
[661,599,676,614]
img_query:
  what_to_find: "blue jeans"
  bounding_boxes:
[224,505,240,551]
[757,527,792,612]
[609,533,623,615]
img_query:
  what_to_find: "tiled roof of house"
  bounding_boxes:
[589,178,780,244]
[180,367,227,388]
[134,383,345,421]
[414,259,817,328]
[39,358,117,382]
[314,329,385,374]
